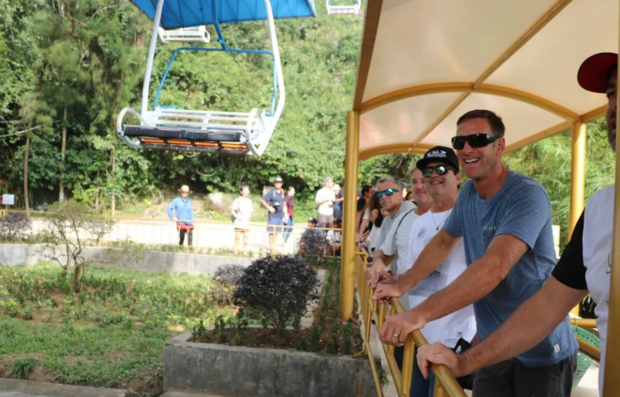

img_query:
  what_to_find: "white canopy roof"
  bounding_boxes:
[354,0,618,160]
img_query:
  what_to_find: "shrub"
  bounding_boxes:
[0,212,31,242]
[233,255,319,333]
[212,264,246,303]
[298,229,330,256]
[214,264,246,286]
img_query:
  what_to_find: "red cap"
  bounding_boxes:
[577,52,618,93]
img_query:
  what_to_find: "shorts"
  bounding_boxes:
[472,354,576,397]
[317,214,333,228]
[267,217,284,233]
[234,223,250,232]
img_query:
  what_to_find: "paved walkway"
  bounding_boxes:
[0,379,125,397]
[0,380,228,397]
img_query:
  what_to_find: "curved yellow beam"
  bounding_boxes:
[359,82,580,122]
[359,143,432,161]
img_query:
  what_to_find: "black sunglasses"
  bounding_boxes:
[451,134,499,150]
[422,165,456,178]
[376,188,399,199]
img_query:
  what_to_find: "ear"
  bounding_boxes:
[455,172,462,187]
[495,137,506,156]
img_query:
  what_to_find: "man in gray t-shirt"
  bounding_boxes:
[374,110,577,397]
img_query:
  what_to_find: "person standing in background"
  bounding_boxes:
[260,177,287,254]
[231,183,254,256]
[284,186,296,243]
[333,184,344,221]
[356,185,373,233]
[167,185,195,250]
[315,177,336,229]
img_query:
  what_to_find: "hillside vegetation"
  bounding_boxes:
[0,0,615,246]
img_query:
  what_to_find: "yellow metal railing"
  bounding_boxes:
[353,249,602,396]
[353,251,467,397]
[569,317,597,329]
[577,338,601,362]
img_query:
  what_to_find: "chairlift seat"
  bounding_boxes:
[158,26,211,43]
[326,0,360,15]
[117,106,268,154]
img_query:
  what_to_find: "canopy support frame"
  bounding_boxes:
[340,110,360,321]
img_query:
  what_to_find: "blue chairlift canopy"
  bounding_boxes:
[130,0,316,29]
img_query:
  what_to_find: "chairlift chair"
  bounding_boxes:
[158,25,211,44]
[326,0,360,15]
[118,0,316,156]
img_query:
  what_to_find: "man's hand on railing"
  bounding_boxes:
[366,259,389,288]
[417,342,470,379]
[373,280,402,303]
[378,308,427,346]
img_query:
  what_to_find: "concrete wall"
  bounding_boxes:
[164,333,376,397]
[0,243,251,275]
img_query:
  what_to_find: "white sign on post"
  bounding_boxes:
[2,194,15,206]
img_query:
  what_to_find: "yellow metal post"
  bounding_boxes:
[569,121,587,237]
[569,121,587,316]
[603,50,620,397]
[340,110,360,321]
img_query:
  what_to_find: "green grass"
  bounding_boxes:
[0,262,236,395]
[8,357,39,379]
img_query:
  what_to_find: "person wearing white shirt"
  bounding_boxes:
[364,174,432,377]
[231,183,254,256]
[315,177,337,228]
[400,147,476,397]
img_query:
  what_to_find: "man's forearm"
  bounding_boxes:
[416,234,526,322]
[260,200,270,209]
[416,256,505,323]
[373,249,396,266]
[397,230,456,292]
[460,277,587,374]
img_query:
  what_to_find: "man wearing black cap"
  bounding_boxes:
[417,53,617,397]
[260,177,287,254]
[375,109,578,396]
[378,146,477,397]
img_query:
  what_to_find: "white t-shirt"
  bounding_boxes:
[406,209,476,347]
[231,197,254,225]
[380,206,419,310]
[326,230,341,243]
[368,225,381,251]
[315,187,336,216]
[582,187,611,394]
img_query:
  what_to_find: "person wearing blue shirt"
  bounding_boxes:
[374,110,577,397]
[167,185,195,249]
[416,52,618,397]
[260,177,287,254]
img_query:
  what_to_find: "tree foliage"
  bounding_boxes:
[0,0,361,211]
[37,199,113,292]
[0,0,614,247]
